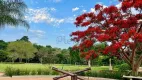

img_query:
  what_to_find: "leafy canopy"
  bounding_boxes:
[71,0,142,73]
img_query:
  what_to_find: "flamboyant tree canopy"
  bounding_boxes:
[71,0,142,68]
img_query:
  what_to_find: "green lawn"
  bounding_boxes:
[0,63,111,72]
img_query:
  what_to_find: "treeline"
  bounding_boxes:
[0,36,124,65]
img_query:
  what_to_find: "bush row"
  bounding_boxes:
[5,66,126,79]
[5,67,59,77]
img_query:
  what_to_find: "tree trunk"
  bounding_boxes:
[109,58,113,70]
[40,58,42,64]
[12,58,14,63]
[19,58,22,63]
[26,59,27,63]
[88,60,91,67]
[28,58,29,63]
[132,65,139,76]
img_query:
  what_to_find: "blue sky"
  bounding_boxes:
[0,0,119,49]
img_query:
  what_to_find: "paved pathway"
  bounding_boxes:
[0,73,117,80]
[0,76,117,80]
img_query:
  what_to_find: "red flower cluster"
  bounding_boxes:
[121,33,129,41]
[121,1,132,12]
[81,21,91,26]
[112,42,122,52]
[134,33,142,42]
[106,27,119,34]
[134,0,142,9]
[103,46,111,55]
[81,50,98,60]
[97,34,110,42]
[95,4,103,10]
[86,26,102,34]
[121,0,142,10]
[120,20,130,28]
[136,14,142,19]
[103,6,118,14]
[96,12,105,21]
[71,31,86,42]
[128,27,136,36]
[79,40,94,49]
[74,12,96,27]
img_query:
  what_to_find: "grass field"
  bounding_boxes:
[0,63,123,79]
[0,63,111,72]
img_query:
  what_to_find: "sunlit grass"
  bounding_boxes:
[0,63,116,72]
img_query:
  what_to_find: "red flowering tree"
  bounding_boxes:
[71,0,142,76]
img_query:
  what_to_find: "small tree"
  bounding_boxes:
[37,47,50,64]
[71,0,142,76]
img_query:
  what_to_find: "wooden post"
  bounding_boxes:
[71,74,77,80]
[109,58,112,70]
[52,67,91,80]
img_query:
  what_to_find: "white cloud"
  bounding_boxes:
[48,0,62,3]
[82,9,87,13]
[72,7,79,12]
[29,29,46,37]
[90,8,95,13]
[26,8,64,26]
[50,8,56,11]
[26,8,75,26]
[116,2,121,8]
[54,0,62,3]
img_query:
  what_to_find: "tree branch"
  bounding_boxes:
[136,55,142,69]
[120,49,131,65]
[137,20,142,33]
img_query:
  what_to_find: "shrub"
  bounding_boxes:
[51,70,59,75]
[14,69,20,75]
[5,66,52,76]
[37,69,42,75]
[31,70,37,75]
[118,63,131,72]
[5,67,13,77]
[84,70,125,79]
[5,66,126,79]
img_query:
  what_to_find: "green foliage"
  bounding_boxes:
[4,63,129,79]
[7,41,37,62]
[4,66,58,76]
[0,50,8,61]
[5,67,13,77]
[68,47,83,64]
[18,36,29,42]
[118,63,131,71]
[0,0,29,28]
[85,70,124,79]
[0,40,8,50]
[56,54,67,64]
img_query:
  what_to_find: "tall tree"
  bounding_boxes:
[19,36,29,42]
[7,41,37,63]
[69,47,82,65]
[37,47,50,64]
[0,50,8,62]
[71,0,142,76]
[0,0,29,28]
[0,40,8,50]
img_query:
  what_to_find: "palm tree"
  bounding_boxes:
[0,0,29,28]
